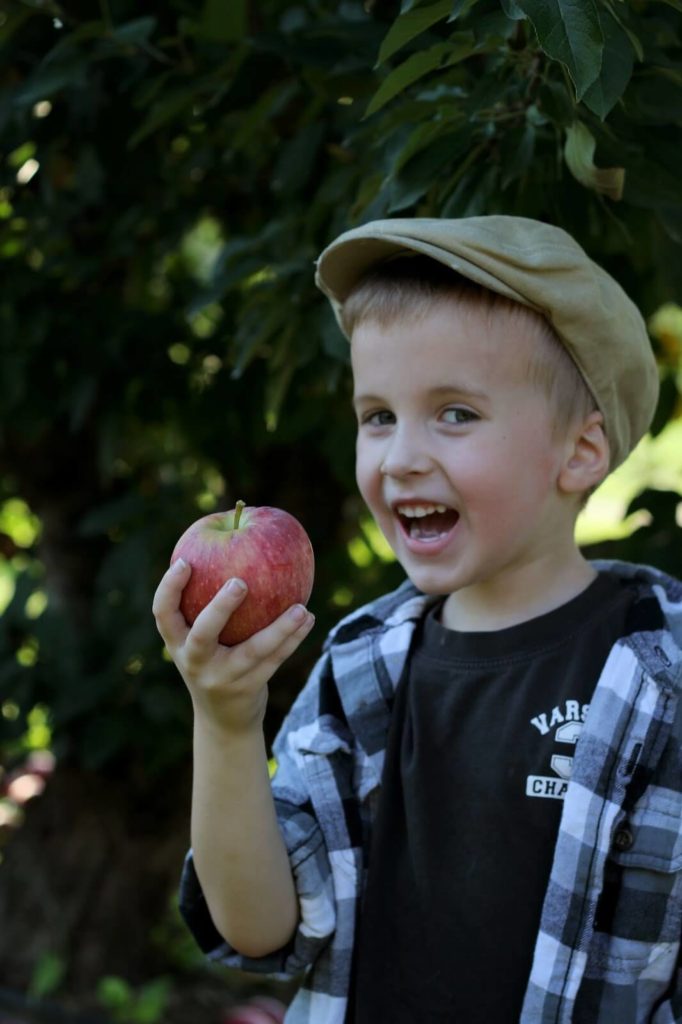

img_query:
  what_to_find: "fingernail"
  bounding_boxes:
[288,605,307,624]
[171,558,186,573]
[227,578,247,594]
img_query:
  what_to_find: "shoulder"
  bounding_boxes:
[594,558,682,598]
[323,577,433,650]
[593,559,682,627]
[274,579,434,746]
[593,558,682,684]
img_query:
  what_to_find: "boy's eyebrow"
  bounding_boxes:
[428,384,489,400]
[352,383,489,407]
[352,391,381,408]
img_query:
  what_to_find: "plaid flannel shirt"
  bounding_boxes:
[179,560,682,1024]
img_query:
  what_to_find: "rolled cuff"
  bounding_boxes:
[178,803,336,981]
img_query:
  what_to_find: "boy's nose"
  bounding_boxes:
[380,429,433,478]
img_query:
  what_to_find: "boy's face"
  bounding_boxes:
[351,298,578,608]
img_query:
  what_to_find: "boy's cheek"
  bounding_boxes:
[354,465,397,544]
[357,483,391,539]
[354,451,375,507]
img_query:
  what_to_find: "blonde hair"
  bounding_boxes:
[342,255,597,440]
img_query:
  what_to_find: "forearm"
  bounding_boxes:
[152,561,314,957]
[190,715,299,958]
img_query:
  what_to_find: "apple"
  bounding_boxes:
[248,997,286,1023]
[221,1000,286,1024]
[171,500,314,646]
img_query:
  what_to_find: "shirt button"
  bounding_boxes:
[613,826,634,852]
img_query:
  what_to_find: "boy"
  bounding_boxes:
[153,217,682,1023]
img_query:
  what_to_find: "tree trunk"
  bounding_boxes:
[0,764,191,993]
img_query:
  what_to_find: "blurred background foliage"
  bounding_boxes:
[0,0,681,1018]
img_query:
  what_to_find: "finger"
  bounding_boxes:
[228,604,315,678]
[152,559,192,648]
[256,611,316,676]
[184,578,248,659]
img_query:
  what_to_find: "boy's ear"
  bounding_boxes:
[558,411,610,495]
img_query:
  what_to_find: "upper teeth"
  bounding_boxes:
[396,503,448,518]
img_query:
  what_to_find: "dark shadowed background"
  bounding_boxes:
[0,0,681,1020]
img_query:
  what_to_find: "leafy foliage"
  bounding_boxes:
[0,0,680,786]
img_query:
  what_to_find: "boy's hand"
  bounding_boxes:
[152,558,315,734]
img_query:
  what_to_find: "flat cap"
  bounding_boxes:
[315,216,659,470]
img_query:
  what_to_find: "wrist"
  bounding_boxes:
[192,703,266,747]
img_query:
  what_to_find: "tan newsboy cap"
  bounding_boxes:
[315,216,660,471]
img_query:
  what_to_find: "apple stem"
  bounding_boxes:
[233,499,246,530]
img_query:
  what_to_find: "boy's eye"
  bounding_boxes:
[442,407,478,424]
[362,409,394,427]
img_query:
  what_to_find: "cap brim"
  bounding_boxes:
[315,231,534,317]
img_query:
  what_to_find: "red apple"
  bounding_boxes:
[248,997,286,1023]
[221,1008,278,1024]
[171,500,314,646]
[221,1002,286,1024]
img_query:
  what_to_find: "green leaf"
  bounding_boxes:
[265,358,295,434]
[538,79,576,124]
[388,127,473,211]
[128,74,233,150]
[229,80,300,151]
[111,17,156,46]
[517,0,604,99]
[376,1,452,65]
[127,91,197,149]
[581,7,634,119]
[366,37,475,116]
[271,122,326,197]
[98,976,132,1012]
[564,121,624,199]
[391,120,458,176]
[613,14,643,64]
[13,58,88,107]
[0,6,32,46]
[501,121,536,187]
[499,0,525,20]
[131,978,171,1024]
[448,0,480,20]
[231,305,287,380]
[198,0,247,43]
[620,145,682,212]
[7,141,36,169]
[626,72,682,125]
[349,170,386,221]
[29,952,66,999]
[442,162,499,217]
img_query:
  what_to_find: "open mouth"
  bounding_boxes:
[395,503,459,542]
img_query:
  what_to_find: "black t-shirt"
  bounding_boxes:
[349,573,637,1024]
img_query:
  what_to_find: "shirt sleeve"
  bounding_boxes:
[177,653,338,981]
[650,954,682,1024]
